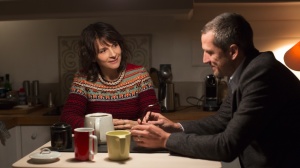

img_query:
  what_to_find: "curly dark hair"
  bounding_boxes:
[78,22,130,82]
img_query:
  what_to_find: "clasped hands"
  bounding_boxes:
[130,111,183,149]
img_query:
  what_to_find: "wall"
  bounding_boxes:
[0,3,300,106]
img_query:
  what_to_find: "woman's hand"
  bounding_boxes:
[113,119,138,130]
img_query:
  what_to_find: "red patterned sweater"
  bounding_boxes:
[60,64,160,130]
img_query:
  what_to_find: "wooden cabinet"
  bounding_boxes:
[0,126,22,168]
[0,107,58,168]
[0,126,51,168]
[20,126,51,156]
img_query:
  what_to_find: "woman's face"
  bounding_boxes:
[95,39,122,72]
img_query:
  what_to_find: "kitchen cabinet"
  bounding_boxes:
[0,126,51,168]
[0,106,58,168]
[20,126,51,157]
[0,126,22,168]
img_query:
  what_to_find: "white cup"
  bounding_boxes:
[84,113,114,144]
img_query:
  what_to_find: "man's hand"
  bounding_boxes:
[140,112,183,133]
[131,124,170,149]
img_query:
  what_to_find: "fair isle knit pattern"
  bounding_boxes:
[72,66,151,101]
[60,64,160,130]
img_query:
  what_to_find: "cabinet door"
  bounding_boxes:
[20,126,51,157]
[0,126,22,168]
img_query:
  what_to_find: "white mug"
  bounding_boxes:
[84,113,114,144]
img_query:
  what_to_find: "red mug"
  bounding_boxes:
[74,128,98,161]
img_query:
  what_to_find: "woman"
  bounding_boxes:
[60,22,160,130]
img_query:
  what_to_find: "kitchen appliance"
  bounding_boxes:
[203,74,219,111]
[50,122,72,150]
[158,64,175,112]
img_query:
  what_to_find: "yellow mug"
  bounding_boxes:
[106,130,131,161]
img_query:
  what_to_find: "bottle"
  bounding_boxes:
[4,74,12,93]
[18,88,26,105]
[0,76,5,98]
[48,91,54,108]
[31,80,40,105]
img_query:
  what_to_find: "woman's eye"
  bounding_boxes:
[112,43,119,47]
[99,49,106,54]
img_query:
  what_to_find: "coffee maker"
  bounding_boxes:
[203,74,220,111]
[158,64,175,112]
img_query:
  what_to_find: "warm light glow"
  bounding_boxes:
[273,43,300,80]
[284,41,300,71]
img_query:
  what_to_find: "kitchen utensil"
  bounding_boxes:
[50,122,72,150]
[29,148,61,163]
[163,83,175,112]
[31,80,39,105]
[84,113,114,144]
[74,127,98,161]
[106,130,131,161]
[203,74,219,111]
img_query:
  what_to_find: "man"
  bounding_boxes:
[131,12,300,168]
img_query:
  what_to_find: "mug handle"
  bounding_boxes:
[95,118,101,144]
[89,134,98,161]
[119,135,126,156]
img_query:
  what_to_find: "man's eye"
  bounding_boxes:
[206,51,213,56]
[112,43,119,47]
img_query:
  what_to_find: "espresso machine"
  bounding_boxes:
[203,74,220,111]
[158,64,175,112]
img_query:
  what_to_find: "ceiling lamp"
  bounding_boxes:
[284,41,300,71]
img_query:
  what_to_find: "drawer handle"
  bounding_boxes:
[31,133,37,140]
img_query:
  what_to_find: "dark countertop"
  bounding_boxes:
[0,105,216,130]
[163,106,216,122]
[0,105,60,129]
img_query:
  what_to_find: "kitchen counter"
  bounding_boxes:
[163,106,216,122]
[0,105,216,130]
[0,105,60,129]
[13,141,221,168]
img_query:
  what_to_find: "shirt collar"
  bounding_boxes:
[229,58,245,93]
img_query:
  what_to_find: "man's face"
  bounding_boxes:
[201,31,233,77]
